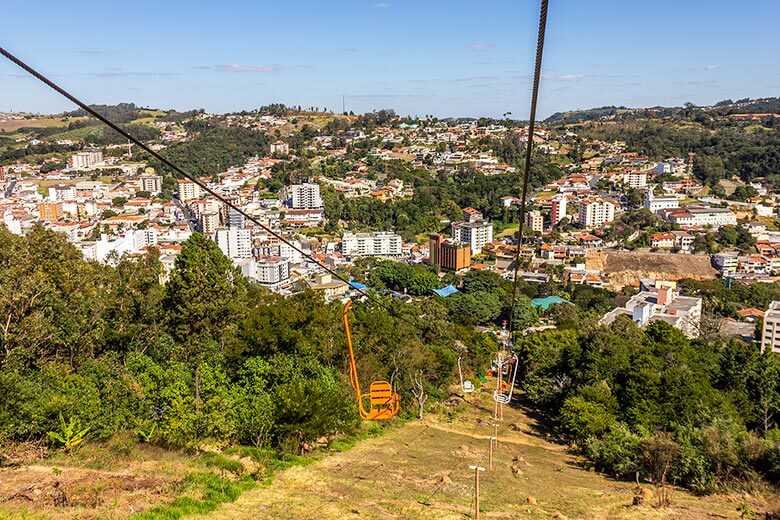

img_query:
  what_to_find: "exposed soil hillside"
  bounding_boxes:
[587,251,718,289]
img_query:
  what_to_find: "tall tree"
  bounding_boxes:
[164,233,247,403]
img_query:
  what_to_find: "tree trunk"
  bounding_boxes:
[194,365,202,412]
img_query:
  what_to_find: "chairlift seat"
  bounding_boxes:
[362,381,399,420]
[493,391,511,404]
[463,380,475,393]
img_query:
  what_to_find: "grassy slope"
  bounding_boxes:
[0,117,88,132]
[195,387,769,520]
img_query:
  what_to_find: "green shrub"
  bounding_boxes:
[47,413,90,452]
[560,395,616,443]
[584,422,640,477]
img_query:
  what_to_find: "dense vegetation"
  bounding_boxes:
[0,227,493,453]
[146,127,269,180]
[322,154,562,240]
[576,118,780,187]
[65,103,145,124]
[517,316,780,492]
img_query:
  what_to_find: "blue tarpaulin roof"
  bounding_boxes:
[531,295,574,310]
[432,284,460,297]
[348,280,367,290]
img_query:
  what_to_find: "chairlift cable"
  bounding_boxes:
[507,0,549,344]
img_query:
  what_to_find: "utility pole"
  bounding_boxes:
[342,94,345,114]
[469,465,486,520]
[494,354,502,421]
[486,436,496,470]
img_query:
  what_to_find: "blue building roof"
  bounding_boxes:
[531,295,574,310]
[348,280,367,290]
[432,284,460,297]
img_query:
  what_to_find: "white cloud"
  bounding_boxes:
[705,64,718,71]
[543,74,585,81]
[373,2,389,8]
[470,42,494,52]
[214,64,282,73]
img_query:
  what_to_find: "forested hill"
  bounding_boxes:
[551,99,780,189]
[544,97,780,125]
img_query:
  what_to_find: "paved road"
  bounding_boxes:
[4,179,16,198]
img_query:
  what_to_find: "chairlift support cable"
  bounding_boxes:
[507,0,549,344]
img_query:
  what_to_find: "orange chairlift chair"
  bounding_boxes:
[342,300,400,420]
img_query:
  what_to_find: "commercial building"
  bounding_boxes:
[342,231,403,258]
[70,150,103,170]
[177,179,201,202]
[760,301,780,353]
[288,183,323,209]
[216,228,252,259]
[599,280,702,338]
[139,175,163,195]
[578,197,616,228]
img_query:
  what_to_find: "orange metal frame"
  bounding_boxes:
[343,300,400,420]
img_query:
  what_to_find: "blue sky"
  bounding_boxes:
[2,0,779,118]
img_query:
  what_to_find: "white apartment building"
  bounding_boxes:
[623,171,647,189]
[712,252,739,274]
[84,230,158,264]
[177,179,201,202]
[216,228,252,259]
[342,231,403,258]
[760,301,780,353]
[451,219,494,255]
[288,183,323,209]
[242,257,291,286]
[578,198,616,228]
[270,141,289,155]
[199,211,219,236]
[644,191,680,213]
[228,207,245,228]
[278,240,304,264]
[525,210,544,234]
[70,150,103,170]
[139,175,163,195]
[600,281,702,338]
[48,184,77,201]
